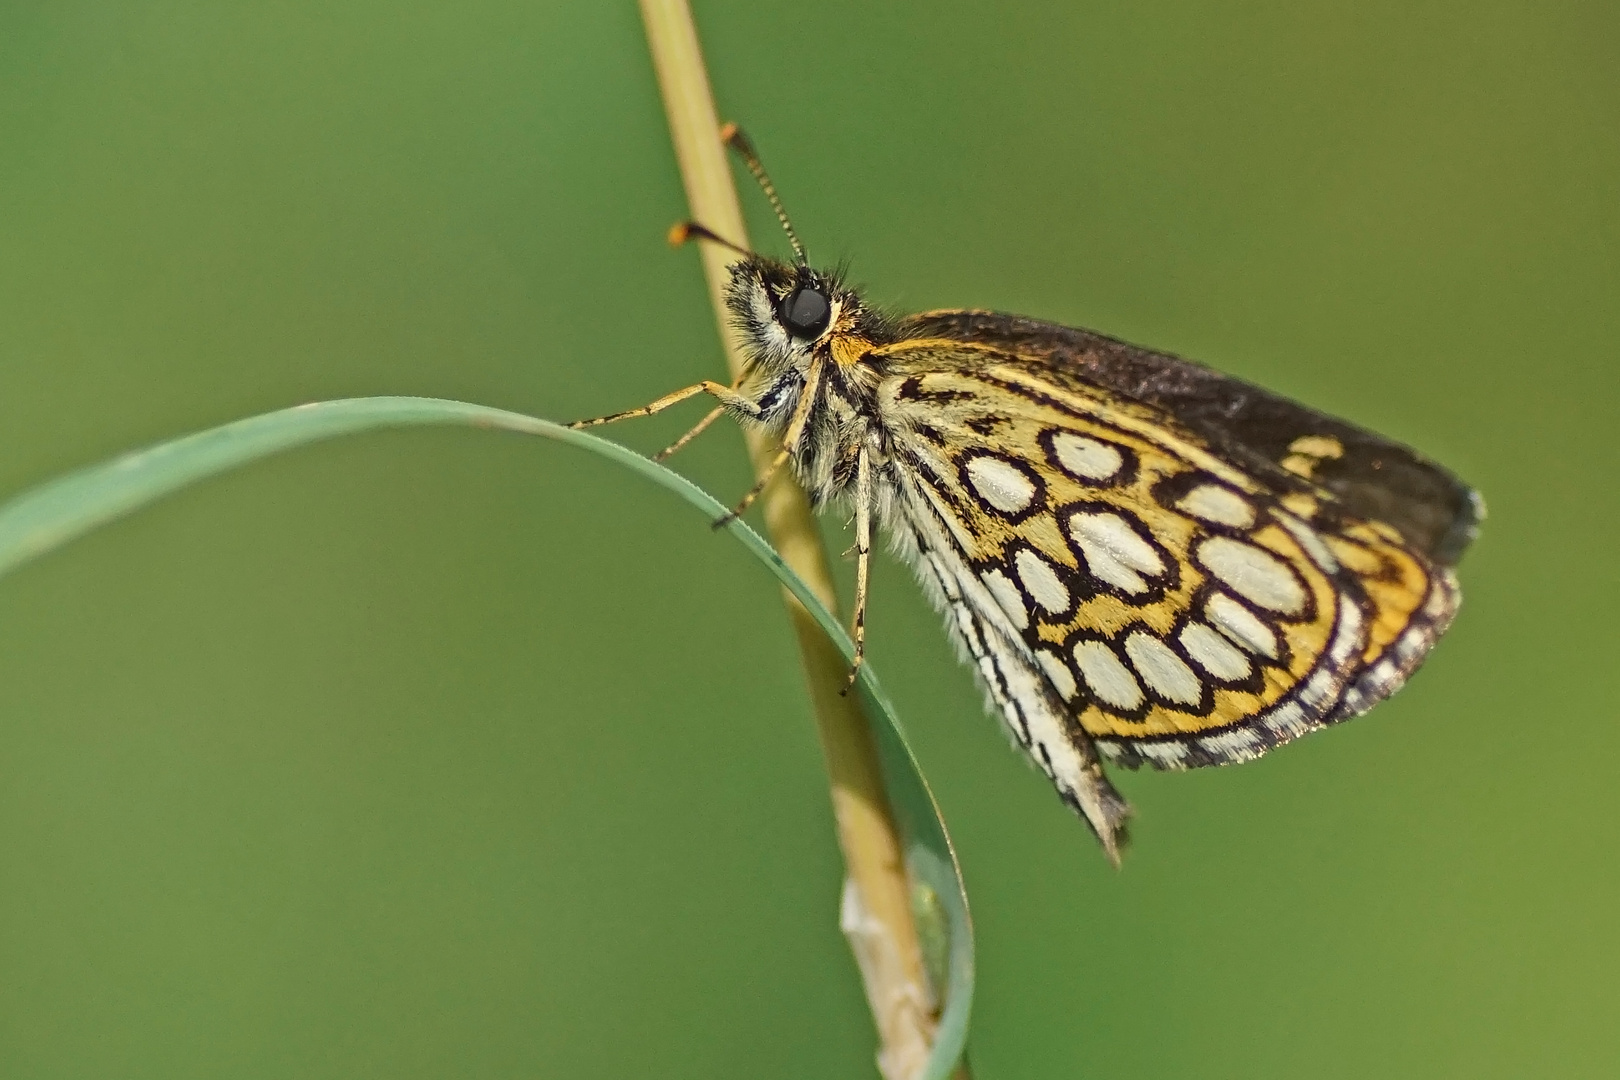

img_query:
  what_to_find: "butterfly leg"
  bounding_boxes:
[713,358,824,527]
[652,404,724,462]
[842,445,874,694]
[652,362,761,462]
[568,380,761,432]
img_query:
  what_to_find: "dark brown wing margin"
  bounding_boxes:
[901,310,1482,565]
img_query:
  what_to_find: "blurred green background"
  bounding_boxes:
[1,2,1615,1076]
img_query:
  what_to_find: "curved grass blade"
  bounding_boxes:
[0,395,973,1078]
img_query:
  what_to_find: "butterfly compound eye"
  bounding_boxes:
[777,285,832,339]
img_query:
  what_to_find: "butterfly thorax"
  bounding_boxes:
[724,257,908,503]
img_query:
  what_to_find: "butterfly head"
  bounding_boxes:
[725,256,890,376]
[671,126,894,377]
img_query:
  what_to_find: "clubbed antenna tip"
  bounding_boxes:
[720,122,808,266]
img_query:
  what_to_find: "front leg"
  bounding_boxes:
[568,380,761,431]
[712,356,824,527]
[651,360,762,462]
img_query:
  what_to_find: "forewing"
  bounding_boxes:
[877,336,1464,771]
[901,310,1482,566]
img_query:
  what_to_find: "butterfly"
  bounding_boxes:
[574,126,1482,864]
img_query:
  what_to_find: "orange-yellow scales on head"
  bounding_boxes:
[829,331,876,369]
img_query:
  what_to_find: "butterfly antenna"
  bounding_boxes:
[668,220,758,260]
[720,122,808,267]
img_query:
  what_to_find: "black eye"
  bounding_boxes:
[777,285,832,339]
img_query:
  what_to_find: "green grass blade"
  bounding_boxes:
[0,395,973,1077]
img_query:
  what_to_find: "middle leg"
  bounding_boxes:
[843,444,874,693]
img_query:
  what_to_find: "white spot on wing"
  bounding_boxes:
[1072,641,1144,710]
[1036,649,1078,700]
[1328,598,1362,663]
[1133,741,1188,767]
[1205,594,1279,658]
[1197,536,1306,614]
[1263,700,1308,739]
[980,569,1029,630]
[1050,432,1124,481]
[1276,514,1339,572]
[1178,621,1252,680]
[1014,549,1071,614]
[1199,727,1263,759]
[1177,484,1255,528]
[964,456,1036,514]
[1124,632,1202,705]
[1302,666,1339,710]
[1068,511,1165,593]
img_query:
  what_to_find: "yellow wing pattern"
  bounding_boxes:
[878,356,1456,769]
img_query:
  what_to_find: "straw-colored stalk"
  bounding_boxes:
[639,3,946,1076]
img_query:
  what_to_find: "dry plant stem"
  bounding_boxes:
[640,3,946,1077]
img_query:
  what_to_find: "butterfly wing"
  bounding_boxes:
[876,316,1478,776]
[903,310,1482,564]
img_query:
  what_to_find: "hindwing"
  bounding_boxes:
[875,328,1473,770]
